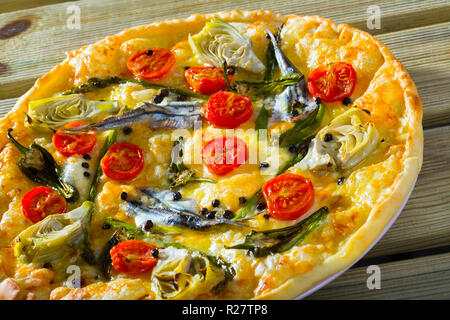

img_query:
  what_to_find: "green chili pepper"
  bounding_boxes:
[7,128,78,202]
[63,76,209,100]
[228,206,328,257]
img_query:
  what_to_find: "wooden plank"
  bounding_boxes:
[0,0,449,112]
[364,124,450,258]
[0,98,16,116]
[308,251,450,299]
[0,0,70,14]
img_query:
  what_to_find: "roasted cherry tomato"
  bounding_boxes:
[110,240,158,275]
[21,186,66,223]
[262,173,314,220]
[307,62,357,102]
[53,121,96,157]
[101,142,144,181]
[185,66,232,94]
[202,136,248,176]
[127,48,175,80]
[204,91,253,128]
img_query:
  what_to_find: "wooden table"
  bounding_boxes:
[1,0,449,299]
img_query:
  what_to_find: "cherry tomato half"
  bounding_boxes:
[307,62,357,102]
[185,66,232,94]
[21,186,66,223]
[101,142,144,181]
[202,136,248,176]
[110,240,158,275]
[53,121,96,157]
[127,48,175,80]
[262,173,314,220]
[204,91,253,129]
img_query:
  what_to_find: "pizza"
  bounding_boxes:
[0,10,422,300]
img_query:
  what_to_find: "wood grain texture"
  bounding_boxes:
[0,0,449,128]
[0,98,17,116]
[0,0,68,14]
[308,251,450,299]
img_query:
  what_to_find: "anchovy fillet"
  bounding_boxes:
[140,188,198,214]
[127,188,248,231]
[63,102,202,131]
[127,200,248,231]
[264,25,317,122]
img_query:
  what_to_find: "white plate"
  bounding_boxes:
[296,176,418,299]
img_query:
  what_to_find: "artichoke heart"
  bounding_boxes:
[152,247,226,299]
[188,18,265,73]
[14,201,93,265]
[298,108,379,171]
[28,94,120,131]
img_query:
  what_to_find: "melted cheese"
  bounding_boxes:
[0,14,418,300]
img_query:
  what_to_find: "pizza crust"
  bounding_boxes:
[0,10,422,300]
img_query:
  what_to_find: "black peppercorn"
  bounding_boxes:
[227,66,236,75]
[123,126,132,135]
[337,177,346,185]
[263,213,270,219]
[144,220,153,231]
[342,97,351,105]
[200,208,209,215]
[146,49,153,56]
[159,89,169,98]
[153,94,164,104]
[151,248,159,258]
[173,191,182,201]
[259,162,270,169]
[291,109,299,117]
[102,223,111,230]
[256,202,266,211]
[323,133,333,142]
[43,262,53,269]
[120,192,128,200]
[223,210,234,219]
[288,145,298,154]
[83,172,90,178]
[207,211,216,219]
[212,199,220,207]
[83,154,91,161]
[239,196,247,204]
[81,162,89,169]
[315,97,322,105]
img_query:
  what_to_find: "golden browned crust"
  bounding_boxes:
[0,10,422,300]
